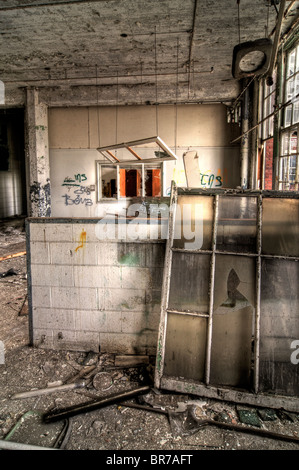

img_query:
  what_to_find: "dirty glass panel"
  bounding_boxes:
[210,255,255,389]
[163,313,207,381]
[216,196,257,253]
[101,165,117,198]
[168,252,210,313]
[262,198,299,257]
[259,259,299,396]
[173,195,213,250]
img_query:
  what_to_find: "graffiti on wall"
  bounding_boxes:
[170,167,227,193]
[61,173,93,207]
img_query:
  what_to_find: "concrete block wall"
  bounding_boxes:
[27,219,166,355]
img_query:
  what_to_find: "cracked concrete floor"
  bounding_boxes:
[0,218,299,454]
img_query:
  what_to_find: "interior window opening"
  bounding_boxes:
[98,163,162,200]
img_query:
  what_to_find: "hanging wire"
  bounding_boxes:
[155,26,159,136]
[175,37,179,155]
[237,0,241,44]
[96,64,101,147]
[266,0,270,37]
[116,70,119,145]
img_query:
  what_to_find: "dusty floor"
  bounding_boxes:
[0,217,299,455]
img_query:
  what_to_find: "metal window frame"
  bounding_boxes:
[155,184,299,412]
[97,136,177,164]
[283,42,299,128]
[279,124,299,190]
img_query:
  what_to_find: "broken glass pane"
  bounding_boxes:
[262,198,299,257]
[210,255,255,389]
[259,258,299,396]
[168,252,210,313]
[216,196,257,253]
[173,195,213,250]
[163,313,207,381]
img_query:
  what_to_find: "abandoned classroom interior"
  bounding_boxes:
[0,0,299,451]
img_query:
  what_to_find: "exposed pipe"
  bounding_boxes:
[267,0,287,86]
[0,440,58,450]
[188,0,200,98]
[43,385,151,423]
[0,0,111,11]
[240,85,250,189]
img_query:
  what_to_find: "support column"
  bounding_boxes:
[25,87,51,217]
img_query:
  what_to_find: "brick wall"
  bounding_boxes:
[264,138,273,190]
[27,220,166,355]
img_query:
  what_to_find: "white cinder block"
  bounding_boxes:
[32,329,54,349]
[30,223,73,242]
[121,266,152,290]
[73,265,121,288]
[74,310,107,332]
[31,264,74,287]
[29,241,50,265]
[117,243,147,267]
[97,242,119,266]
[75,331,100,350]
[99,333,147,355]
[31,286,51,308]
[121,311,150,334]
[33,308,75,330]
[72,224,100,243]
[100,288,146,311]
[51,287,98,310]
[50,242,97,265]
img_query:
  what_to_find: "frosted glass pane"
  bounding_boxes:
[260,259,299,396]
[168,253,210,313]
[216,196,257,253]
[173,195,213,250]
[164,313,207,381]
[262,198,299,257]
[210,255,255,389]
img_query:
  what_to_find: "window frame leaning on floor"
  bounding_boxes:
[155,185,299,413]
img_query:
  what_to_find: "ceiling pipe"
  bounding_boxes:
[0,0,110,11]
[266,0,287,86]
[188,0,200,98]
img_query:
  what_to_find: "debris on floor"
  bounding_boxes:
[0,217,299,451]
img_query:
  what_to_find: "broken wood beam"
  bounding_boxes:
[10,380,86,399]
[0,251,26,262]
[43,385,151,423]
[114,355,149,368]
[193,418,299,444]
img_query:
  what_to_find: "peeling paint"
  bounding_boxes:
[29,179,51,217]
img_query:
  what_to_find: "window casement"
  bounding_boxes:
[96,136,177,201]
[260,68,276,140]
[283,43,299,129]
[278,42,299,191]
[97,162,162,200]
[279,126,298,190]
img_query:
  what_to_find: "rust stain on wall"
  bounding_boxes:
[75,228,87,252]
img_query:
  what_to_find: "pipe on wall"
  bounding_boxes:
[240,84,250,189]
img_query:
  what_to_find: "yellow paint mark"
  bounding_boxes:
[75,229,87,252]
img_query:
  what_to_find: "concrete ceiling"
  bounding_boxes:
[0,0,298,106]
